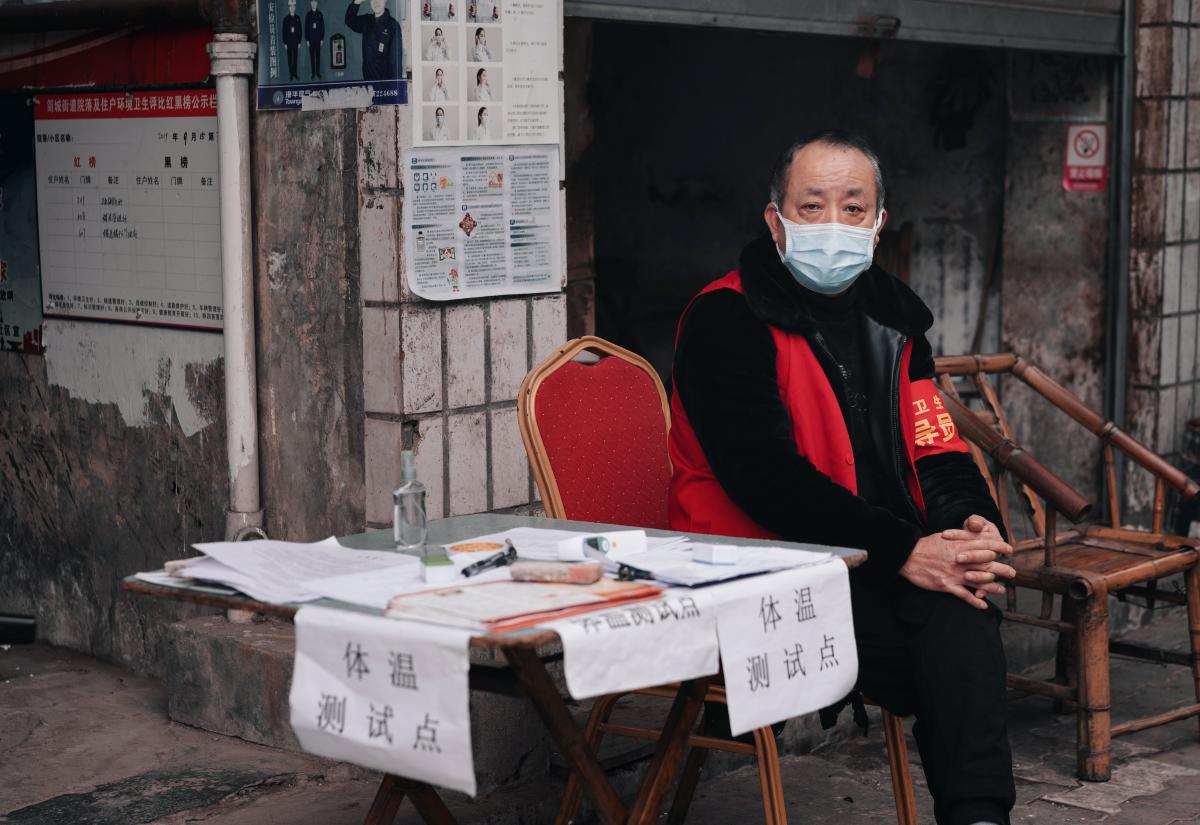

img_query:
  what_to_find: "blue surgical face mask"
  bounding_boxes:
[773,206,882,295]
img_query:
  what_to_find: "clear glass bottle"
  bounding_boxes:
[393,450,427,551]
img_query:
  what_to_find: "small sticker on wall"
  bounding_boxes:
[1063,124,1108,193]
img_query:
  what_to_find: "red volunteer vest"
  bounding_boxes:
[667,270,969,540]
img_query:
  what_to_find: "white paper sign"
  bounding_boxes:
[546,591,720,700]
[289,606,477,796]
[715,561,857,737]
[404,144,561,299]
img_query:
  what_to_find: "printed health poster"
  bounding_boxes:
[404,144,560,300]
[34,91,223,330]
[412,0,559,146]
[257,0,408,110]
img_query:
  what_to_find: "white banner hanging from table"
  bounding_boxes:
[289,606,477,796]
[403,144,560,299]
[546,590,720,700]
[715,560,857,737]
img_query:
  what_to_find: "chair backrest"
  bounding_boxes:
[934,352,1199,537]
[517,336,672,529]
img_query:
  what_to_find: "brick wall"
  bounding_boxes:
[1127,0,1200,516]
[355,106,567,529]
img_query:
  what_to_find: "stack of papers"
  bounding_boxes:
[152,538,417,603]
[599,543,833,587]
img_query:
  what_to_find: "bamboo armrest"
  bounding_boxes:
[943,392,1092,523]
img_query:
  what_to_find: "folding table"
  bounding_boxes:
[123,513,866,825]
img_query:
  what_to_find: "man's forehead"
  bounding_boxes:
[785,143,876,198]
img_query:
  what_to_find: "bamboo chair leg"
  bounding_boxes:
[882,710,918,825]
[666,745,710,825]
[1186,563,1200,740]
[1053,598,1078,715]
[752,726,788,825]
[555,694,621,825]
[1075,594,1113,781]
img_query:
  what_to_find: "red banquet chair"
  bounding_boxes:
[517,335,918,825]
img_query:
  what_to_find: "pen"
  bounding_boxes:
[461,540,518,578]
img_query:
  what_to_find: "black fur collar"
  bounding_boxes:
[737,234,934,337]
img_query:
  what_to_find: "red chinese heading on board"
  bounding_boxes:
[35,90,217,120]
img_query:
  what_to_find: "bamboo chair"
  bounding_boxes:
[934,352,1200,782]
[518,336,917,825]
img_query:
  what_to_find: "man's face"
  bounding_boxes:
[288,1,296,13]
[370,0,386,15]
[310,0,317,10]
[763,142,887,254]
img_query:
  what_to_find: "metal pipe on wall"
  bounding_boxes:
[1102,0,1135,516]
[208,32,266,541]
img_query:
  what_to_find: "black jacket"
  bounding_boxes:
[673,235,1004,584]
[345,4,401,81]
[306,10,325,44]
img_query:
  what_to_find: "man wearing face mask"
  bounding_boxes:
[669,131,1016,825]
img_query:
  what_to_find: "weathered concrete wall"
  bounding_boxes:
[0,322,225,673]
[253,107,367,540]
[1124,0,1200,522]
[999,52,1111,518]
[583,23,1008,379]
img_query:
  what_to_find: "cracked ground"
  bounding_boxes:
[4,612,1200,824]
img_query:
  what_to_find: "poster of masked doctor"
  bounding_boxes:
[257,0,408,110]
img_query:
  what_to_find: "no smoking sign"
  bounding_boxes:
[1063,124,1108,192]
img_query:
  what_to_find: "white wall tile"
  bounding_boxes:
[1181,313,1198,384]
[1167,173,1185,243]
[1173,26,1190,96]
[1160,386,1178,454]
[531,294,567,368]
[1170,100,1188,170]
[489,299,528,402]
[360,195,399,303]
[358,106,398,190]
[446,304,486,408]
[363,306,401,415]
[1183,244,1200,312]
[364,418,403,525]
[490,407,529,509]
[1186,173,1200,241]
[401,305,443,414]
[1163,314,1181,386]
[1165,244,1182,315]
[412,415,446,520]
[448,412,488,515]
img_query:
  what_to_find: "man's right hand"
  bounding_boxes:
[900,532,1015,610]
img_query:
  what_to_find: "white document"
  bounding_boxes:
[714,560,857,737]
[303,551,512,610]
[189,538,417,603]
[290,606,476,796]
[404,145,562,300]
[602,544,833,587]
[444,526,687,561]
[546,590,720,700]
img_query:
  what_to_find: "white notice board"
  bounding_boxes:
[34,90,223,330]
[404,144,560,300]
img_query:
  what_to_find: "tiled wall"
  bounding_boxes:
[354,106,567,528]
[1127,0,1200,514]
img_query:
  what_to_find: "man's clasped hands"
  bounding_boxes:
[900,514,1016,609]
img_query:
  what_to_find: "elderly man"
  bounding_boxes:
[669,131,1017,825]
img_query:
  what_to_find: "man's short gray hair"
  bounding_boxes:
[769,130,886,217]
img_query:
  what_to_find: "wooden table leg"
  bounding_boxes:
[398,779,459,825]
[626,677,710,825]
[503,646,628,825]
[364,774,407,825]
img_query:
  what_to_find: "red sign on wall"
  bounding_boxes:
[1063,124,1108,193]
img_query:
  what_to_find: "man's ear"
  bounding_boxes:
[764,203,783,249]
[873,208,889,248]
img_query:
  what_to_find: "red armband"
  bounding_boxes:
[909,379,970,460]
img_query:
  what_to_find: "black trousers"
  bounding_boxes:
[852,577,1016,825]
[286,45,299,79]
[308,43,321,77]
